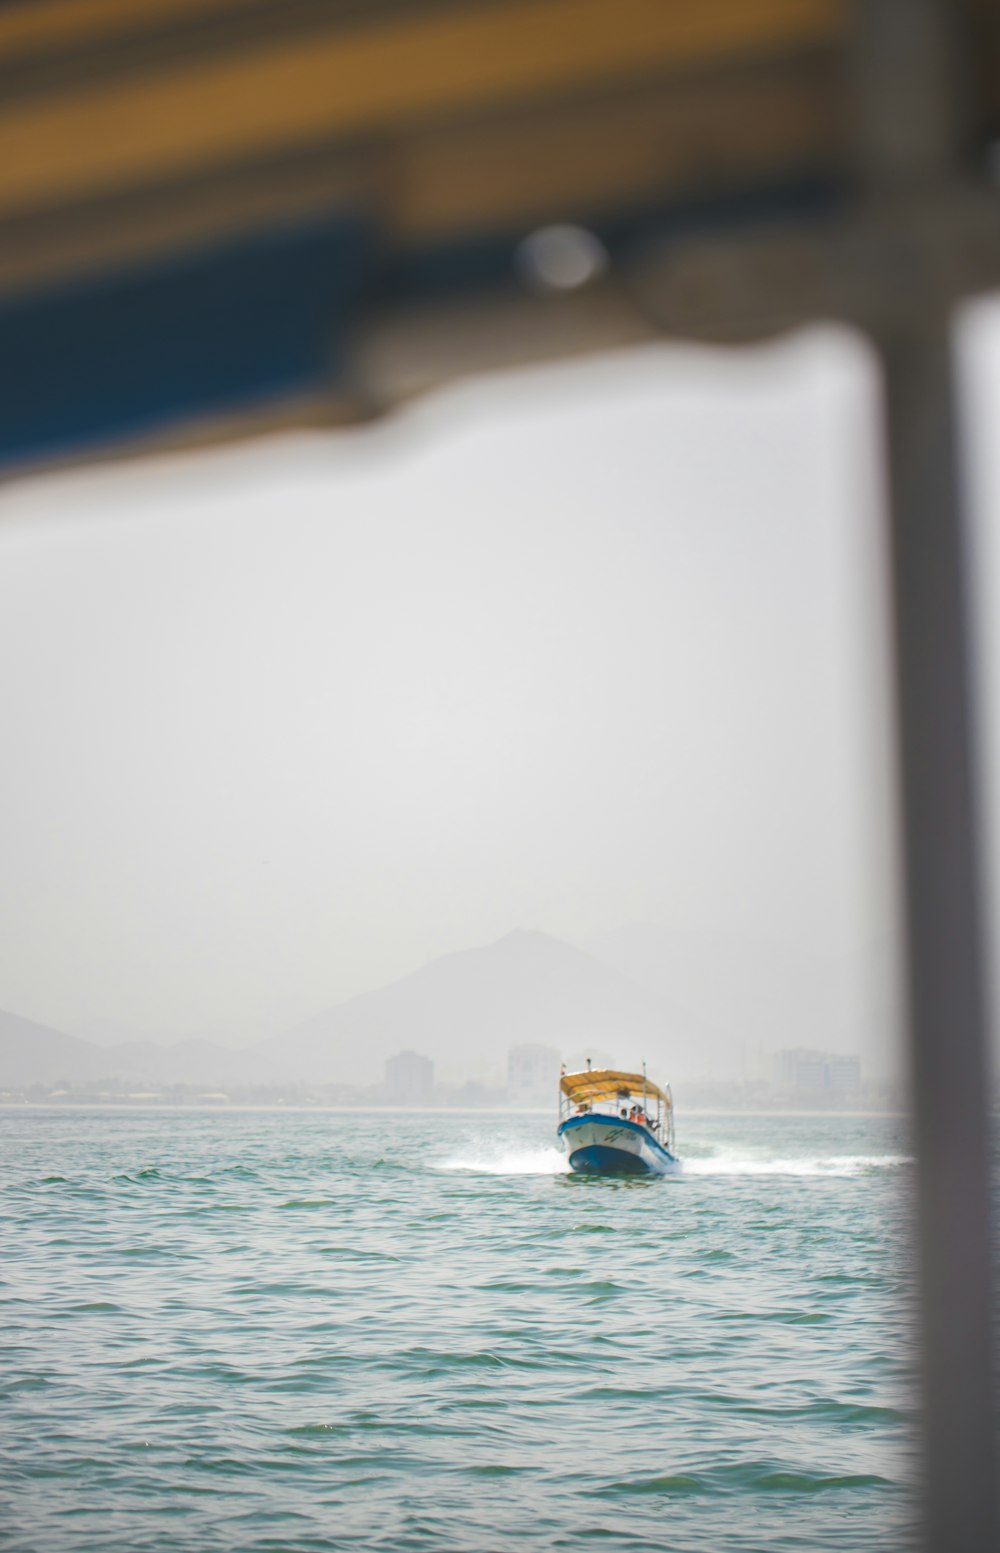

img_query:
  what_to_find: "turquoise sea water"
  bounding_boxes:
[2,1109,915,1552]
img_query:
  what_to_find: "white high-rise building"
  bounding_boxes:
[507,1044,561,1107]
[384,1050,434,1105]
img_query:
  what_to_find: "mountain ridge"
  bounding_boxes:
[258,927,690,1085]
[2,927,747,1091]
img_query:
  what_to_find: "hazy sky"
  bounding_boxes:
[7,313,996,1050]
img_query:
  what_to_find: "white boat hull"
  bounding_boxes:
[558,1114,679,1176]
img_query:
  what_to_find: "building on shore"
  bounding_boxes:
[773,1048,862,1097]
[506,1043,561,1107]
[384,1050,434,1106]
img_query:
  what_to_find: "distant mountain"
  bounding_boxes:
[0,1008,254,1090]
[101,1038,258,1088]
[73,1017,245,1051]
[0,1008,107,1087]
[262,929,690,1085]
[6,922,882,1095]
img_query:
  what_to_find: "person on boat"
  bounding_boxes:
[620,1107,628,1120]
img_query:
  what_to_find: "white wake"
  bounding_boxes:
[435,1145,569,1176]
[433,1141,910,1180]
[683,1150,911,1179]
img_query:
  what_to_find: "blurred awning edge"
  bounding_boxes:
[0,0,861,472]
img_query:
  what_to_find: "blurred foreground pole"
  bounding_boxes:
[878,313,998,1553]
[858,4,999,1549]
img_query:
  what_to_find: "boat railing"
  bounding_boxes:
[559,1088,672,1150]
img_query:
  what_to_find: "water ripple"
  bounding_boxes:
[1,1108,918,1552]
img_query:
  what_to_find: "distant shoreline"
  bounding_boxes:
[0,1102,912,1118]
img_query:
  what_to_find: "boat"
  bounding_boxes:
[557,1064,679,1175]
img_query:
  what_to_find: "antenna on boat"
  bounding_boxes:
[586,1056,592,1071]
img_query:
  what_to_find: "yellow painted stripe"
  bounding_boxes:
[0,0,267,54]
[0,0,844,215]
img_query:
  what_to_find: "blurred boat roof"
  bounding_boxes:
[2,0,999,473]
[0,0,847,470]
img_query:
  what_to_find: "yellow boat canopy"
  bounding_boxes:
[560,1068,671,1107]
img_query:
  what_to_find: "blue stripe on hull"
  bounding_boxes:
[568,1144,652,1176]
